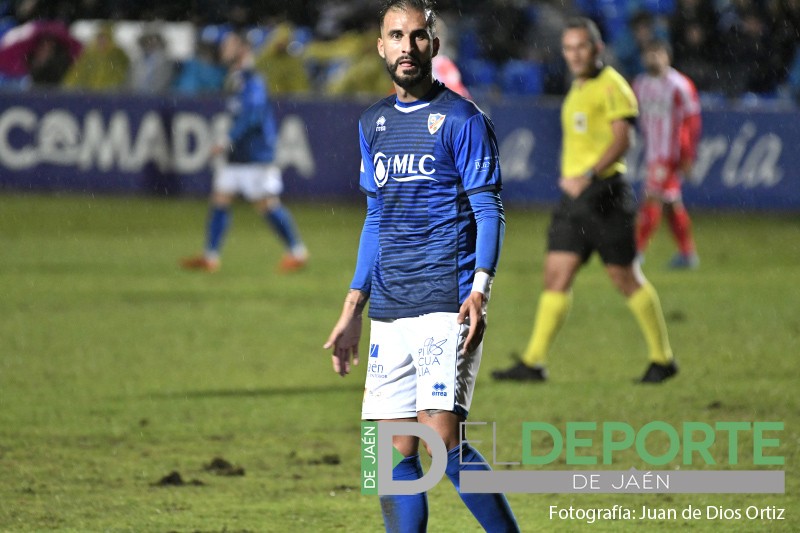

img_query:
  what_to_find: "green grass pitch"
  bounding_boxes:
[0,194,797,532]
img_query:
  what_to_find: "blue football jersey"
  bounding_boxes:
[225,69,277,164]
[358,82,502,319]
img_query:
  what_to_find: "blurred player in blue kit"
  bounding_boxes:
[181,31,308,273]
[323,1,519,531]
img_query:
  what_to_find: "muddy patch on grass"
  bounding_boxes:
[203,457,245,476]
[152,471,205,487]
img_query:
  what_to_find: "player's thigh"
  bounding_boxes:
[660,173,684,204]
[596,183,637,266]
[403,312,481,420]
[547,197,593,264]
[242,164,284,202]
[644,162,681,201]
[361,319,417,421]
[213,164,247,196]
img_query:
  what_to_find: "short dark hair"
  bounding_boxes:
[379,0,437,34]
[564,17,603,46]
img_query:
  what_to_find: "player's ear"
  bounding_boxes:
[377,37,385,59]
[595,40,605,57]
[432,36,440,58]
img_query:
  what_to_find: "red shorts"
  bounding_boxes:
[644,161,683,203]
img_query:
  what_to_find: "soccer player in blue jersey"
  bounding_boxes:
[181,30,308,274]
[323,1,519,531]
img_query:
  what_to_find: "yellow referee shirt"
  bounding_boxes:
[561,66,638,179]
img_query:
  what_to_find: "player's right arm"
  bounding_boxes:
[324,123,379,376]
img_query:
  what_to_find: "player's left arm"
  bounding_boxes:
[452,111,504,355]
[677,77,702,174]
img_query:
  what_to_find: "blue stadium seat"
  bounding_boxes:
[458,28,481,64]
[500,60,544,96]
[460,58,498,90]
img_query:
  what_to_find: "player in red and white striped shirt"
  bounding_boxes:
[633,39,701,269]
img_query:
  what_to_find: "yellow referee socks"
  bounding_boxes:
[521,291,571,367]
[627,283,673,365]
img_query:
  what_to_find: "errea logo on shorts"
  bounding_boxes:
[432,383,447,397]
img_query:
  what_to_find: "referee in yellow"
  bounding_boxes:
[493,17,677,383]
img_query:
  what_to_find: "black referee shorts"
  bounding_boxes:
[547,174,638,266]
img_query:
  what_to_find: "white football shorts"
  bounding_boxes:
[213,163,283,201]
[361,312,482,420]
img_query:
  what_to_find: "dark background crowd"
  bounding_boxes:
[1,0,799,104]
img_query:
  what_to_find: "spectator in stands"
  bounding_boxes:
[613,10,666,79]
[28,33,74,86]
[767,0,800,89]
[128,27,174,94]
[173,37,225,94]
[324,26,394,97]
[719,7,782,95]
[476,0,531,65]
[670,0,720,92]
[62,23,129,91]
[255,22,311,95]
[303,26,387,95]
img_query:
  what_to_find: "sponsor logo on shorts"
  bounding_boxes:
[368,345,386,378]
[432,382,448,397]
[368,362,387,379]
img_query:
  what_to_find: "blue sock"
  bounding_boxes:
[265,206,302,252]
[205,206,230,257]
[446,444,519,533]
[379,454,428,533]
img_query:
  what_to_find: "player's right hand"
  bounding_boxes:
[323,296,365,377]
[559,175,591,198]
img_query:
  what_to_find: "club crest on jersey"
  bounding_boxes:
[427,113,446,134]
[376,115,387,132]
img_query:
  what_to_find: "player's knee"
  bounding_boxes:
[607,265,640,297]
[543,268,573,292]
[211,192,233,206]
[392,435,419,457]
[256,195,281,213]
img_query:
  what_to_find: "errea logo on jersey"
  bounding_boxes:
[432,383,447,397]
[373,152,438,188]
[376,116,387,132]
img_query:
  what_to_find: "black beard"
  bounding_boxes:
[386,56,432,90]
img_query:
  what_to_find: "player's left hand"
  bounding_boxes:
[457,292,487,356]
